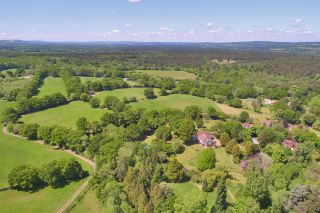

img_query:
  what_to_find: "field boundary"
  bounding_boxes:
[2,127,96,213]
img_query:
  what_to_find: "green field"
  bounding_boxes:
[37,77,66,97]
[134,70,197,80]
[96,87,156,100]
[70,189,104,213]
[131,94,217,112]
[215,101,270,123]
[80,77,103,83]
[176,145,245,183]
[0,101,15,117]
[21,101,108,129]
[0,179,88,213]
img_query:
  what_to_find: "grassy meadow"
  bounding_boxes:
[95,87,157,100]
[133,70,197,80]
[131,94,218,112]
[21,101,108,129]
[37,77,66,97]
[69,189,105,213]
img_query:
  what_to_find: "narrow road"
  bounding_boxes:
[2,127,96,213]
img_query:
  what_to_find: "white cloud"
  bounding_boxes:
[112,29,120,33]
[207,22,212,27]
[160,27,169,31]
[209,30,217,33]
[302,30,312,34]
[0,32,7,36]
[294,18,303,23]
[129,0,141,3]
[247,30,254,33]
[125,24,132,27]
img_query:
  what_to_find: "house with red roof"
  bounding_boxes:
[282,139,298,151]
[195,130,219,148]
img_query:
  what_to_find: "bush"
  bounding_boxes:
[89,97,100,108]
[196,149,216,171]
[220,132,231,147]
[37,126,54,144]
[144,88,156,99]
[19,123,40,140]
[228,98,243,108]
[8,164,41,191]
[239,111,250,123]
[39,160,66,188]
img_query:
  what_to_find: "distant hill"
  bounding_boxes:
[1,40,320,55]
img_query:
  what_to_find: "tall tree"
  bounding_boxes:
[213,178,227,212]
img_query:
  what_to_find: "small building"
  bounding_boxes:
[252,137,260,145]
[196,130,216,147]
[123,77,129,81]
[242,123,252,129]
[282,139,298,151]
[264,120,273,128]
[263,98,277,106]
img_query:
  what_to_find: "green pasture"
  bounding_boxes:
[20,101,108,129]
[37,77,66,97]
[133,70,197,80]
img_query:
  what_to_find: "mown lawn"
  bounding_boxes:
[96,88,156,100]
[131,94,218,112]
[37,77,66,97]
[133,70,197,80]
[80,77,103,83]
[0,179,88,213]
[176,145,245,183]
[0,118,93,213]
[215,101,270,123]
[0,125,93,188]
[21,101,108,129]
[70,189,105,213]
[0,100,15,116]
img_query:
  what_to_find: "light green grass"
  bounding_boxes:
[80,77,103,83]
[0,109,93,213]
[169,182,217,212]
[215,101,270,123]
[0,101,15,117]
[176,145,245,183]
[96,88,156,100]
[0,126,93,187]
[21,101,108,129]
[70,189,105,213]
[37,77,66,97]
[134,70,197,80]
[0,179,88,213]
[131,94,217,112]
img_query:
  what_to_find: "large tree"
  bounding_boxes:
[196,148,216,171]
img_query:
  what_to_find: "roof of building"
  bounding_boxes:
[282,139,298,150]
[242,123,252,129]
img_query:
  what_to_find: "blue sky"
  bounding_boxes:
[0,0,319,42]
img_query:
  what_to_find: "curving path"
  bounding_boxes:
[2,127,96,213]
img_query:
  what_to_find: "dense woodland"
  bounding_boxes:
[1,42,320,212]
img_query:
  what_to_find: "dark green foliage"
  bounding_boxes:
[166,158,185,182]
[144,88,156,99]
[220,132,231,147]
[239,111,250,123]
[39,160,66,188]
[76,117,89,133]
[1,107,19,124]
[8,164,41,191]
[89,97,100,108]
[213,179,227,212]
[245,169,271,208]
[257,127,285,147]
[37,126,54,144]
[174,118,196,143]
[184,105,202,121]
[196,148,216,171]
[228,98,242,108]
[155,125,172,141]
[16,92,67,114]
[19,123,40,140]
